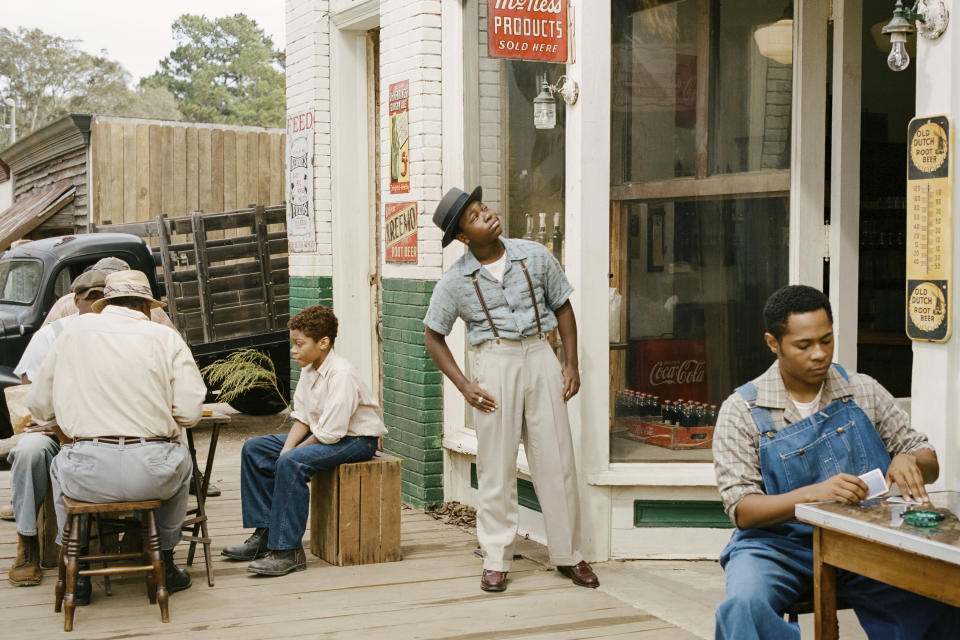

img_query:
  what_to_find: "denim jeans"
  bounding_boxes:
[240,434,379,550]
[8,433,60,536]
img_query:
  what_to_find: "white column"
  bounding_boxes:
[912,0,960,490]
[566,0,612,562]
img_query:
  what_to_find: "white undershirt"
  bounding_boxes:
[484,253,508,281]
[790,383,824,419]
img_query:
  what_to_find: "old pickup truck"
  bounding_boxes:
[0,204,290,415]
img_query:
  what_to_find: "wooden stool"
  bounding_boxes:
[56,497,168,632]
[309,453,402,566]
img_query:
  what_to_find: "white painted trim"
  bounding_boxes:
[331,0,379,30]
[331,25,377,391]
[829,0,862,370]
[789,0,829,286]
[589,463,718,487]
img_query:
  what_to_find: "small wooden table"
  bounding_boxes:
[181,409,231,586]
[796,491,960,640]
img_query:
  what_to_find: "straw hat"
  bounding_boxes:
[91,270,165,312]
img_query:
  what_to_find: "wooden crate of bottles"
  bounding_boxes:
[616,391,717,450]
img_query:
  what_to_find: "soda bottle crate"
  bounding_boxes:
[623,417,714,450]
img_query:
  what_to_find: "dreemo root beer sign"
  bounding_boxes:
[488,0,569,63]
[385,202,418,263]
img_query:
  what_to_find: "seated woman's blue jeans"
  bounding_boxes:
[240,434,379,550]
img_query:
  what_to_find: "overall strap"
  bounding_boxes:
[471,274,501,343]
[518,259,543,336]
[831,362,850,382]
[734,381,777,435]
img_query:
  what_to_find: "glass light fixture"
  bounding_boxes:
[533,75,579,131]
[754,3,793,65]
[882,0,950,72]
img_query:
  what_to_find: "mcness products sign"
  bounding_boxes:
[488,0,569,63]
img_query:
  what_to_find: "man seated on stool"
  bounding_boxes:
[222,305,387,576]
[713,285,960,639]
[26,270,206,594]
[6,270,105,595]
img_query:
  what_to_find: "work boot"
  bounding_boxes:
[8,533,42,586]
[162,550,192,594]
[246,547,307,577]
[221,527,269,561]
[0,503,14,521]
[189,473,221,497]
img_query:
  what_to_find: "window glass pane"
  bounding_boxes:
[611,197,788,463]
[0,259,42,304]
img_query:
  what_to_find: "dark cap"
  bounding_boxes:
[432,186,482,248]
[71,269,107,299]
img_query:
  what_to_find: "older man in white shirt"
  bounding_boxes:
[27,270,206,594]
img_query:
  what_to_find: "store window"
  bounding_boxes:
[610,0,792,463]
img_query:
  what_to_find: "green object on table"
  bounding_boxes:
[901,509,946,528]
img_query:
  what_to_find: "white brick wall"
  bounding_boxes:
[286,0,332,278]
[478,0,503,214]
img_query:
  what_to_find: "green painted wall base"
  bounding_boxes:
[470,463,542,513]
[288,276,333,392]
[633,500,733,528]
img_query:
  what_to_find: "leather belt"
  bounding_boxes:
[73,436,173,444]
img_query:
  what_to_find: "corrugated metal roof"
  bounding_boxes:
[0,183,76,251]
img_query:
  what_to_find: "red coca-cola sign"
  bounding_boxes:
[630,338,710,403]
[488,0,569,63]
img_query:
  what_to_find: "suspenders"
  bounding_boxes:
[471,259,543,344]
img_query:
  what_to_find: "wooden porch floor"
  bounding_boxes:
[1,431,693,639]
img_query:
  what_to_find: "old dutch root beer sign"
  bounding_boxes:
[906,114,953,342]
[488,0,569,63]
[385,202,418,263]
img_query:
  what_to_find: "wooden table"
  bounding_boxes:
[181,409,231,586]
[796,491,960,640]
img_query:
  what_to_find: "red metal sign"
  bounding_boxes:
[487,0,569,63]
[629,338,710,403]
[385,202,418,263]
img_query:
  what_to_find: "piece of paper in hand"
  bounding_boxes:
[886,496,923,505]
[859,468,888,500]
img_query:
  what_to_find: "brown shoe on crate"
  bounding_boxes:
[480,569,507,592]
[8,533,42,586]
[557,561,599,588]
[0,503,14,521]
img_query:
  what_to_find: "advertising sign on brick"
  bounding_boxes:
[389,81,411,195]
[286,110,316,253]
[385,202,418,263]
[488,0,569,63]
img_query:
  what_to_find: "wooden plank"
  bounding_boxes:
[223,130,238,214]
[167,235,287,264]
[380,455,402,563]
[149,125,163,218]
[814,527,840,640]
[211,128,225,215]
[109,121,125,227]
[136,124,150,221]
[198,128,213,214]
[310,470,340,561]
[156,215,181,333]
[610,170,791,201]
[236,132,249,211]
[191,210,215,342]
[176,286,290,312]
[247,131,260,206]
[162,125,175,216]
[173,126,187,218]
[258,131,271,206]
[185,127,200,214]
[171,257,289,283]
[694,0,710,179]
[177,302,268,327]
[269,133,283,205]
[359,462,382,564]
[177,271,289,300]
[337,463,361,566]
[254,206,278,330]
[92,120,110,225]
[123,122,137,224]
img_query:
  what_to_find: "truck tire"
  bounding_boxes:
[227,386,288,416]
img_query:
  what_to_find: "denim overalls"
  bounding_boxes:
[715,364,959,640]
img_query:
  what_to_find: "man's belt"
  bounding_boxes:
[73,436,174,444]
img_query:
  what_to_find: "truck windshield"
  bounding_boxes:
[0,259,43,304]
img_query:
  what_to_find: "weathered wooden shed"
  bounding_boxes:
[0,115,286,250]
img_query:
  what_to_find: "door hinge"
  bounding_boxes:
[824,222,831,261]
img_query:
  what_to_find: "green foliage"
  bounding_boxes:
[143,14,285,128]
[0,27,182,145]
[200,348,286,406]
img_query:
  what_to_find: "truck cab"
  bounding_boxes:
[0,233,159,384]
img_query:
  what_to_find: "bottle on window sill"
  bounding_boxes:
[522,211,534,241]
[551,211,563,263]
[536,212,550,249]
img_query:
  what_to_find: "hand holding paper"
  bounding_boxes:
[859,468,888,500]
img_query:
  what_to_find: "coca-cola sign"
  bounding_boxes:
[488,0,569,63]
[631,339,710,403]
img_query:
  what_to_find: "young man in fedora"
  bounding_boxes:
[423,186,598,593]
[27,270,206,595]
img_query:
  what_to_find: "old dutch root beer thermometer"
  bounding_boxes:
[906,115,953,342]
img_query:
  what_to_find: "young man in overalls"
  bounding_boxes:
[713,285,960,639]
[423,186,598,593]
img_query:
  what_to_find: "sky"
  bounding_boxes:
[2,1,285,82]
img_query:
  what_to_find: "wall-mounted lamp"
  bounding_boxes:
[533,75,579,131]
[882,0,950,72]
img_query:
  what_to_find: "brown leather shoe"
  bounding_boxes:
[557,561,599,588]
[0,503,14,521]
[480,569,507,592]
[8,533,42,586]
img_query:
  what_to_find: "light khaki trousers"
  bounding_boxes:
[474,335,583,571]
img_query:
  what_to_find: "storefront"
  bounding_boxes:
[286,0,960,561]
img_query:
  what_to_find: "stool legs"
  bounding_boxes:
[62,513,83,632]
[144,509,169,623]
[54,514,70,613]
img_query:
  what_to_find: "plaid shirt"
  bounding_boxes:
[713,361,934,524]
[423,238,573,346]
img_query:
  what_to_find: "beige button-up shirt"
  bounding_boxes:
[290,352,387,445]
[43,291,177,330]
[713,361,934,524]
[26,306,206,439]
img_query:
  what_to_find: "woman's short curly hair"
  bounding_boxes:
[288,304,338,344]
